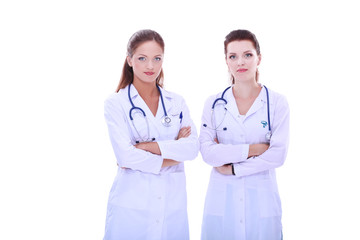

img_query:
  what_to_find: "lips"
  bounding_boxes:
[237,68,248,73]
[144,72,155,76]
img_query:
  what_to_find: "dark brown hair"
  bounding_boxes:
[116,29,165,92]
[224,29,261,83]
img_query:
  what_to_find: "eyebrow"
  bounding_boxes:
[228,50,254,55]
[137,54,163,57]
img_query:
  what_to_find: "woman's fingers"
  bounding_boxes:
[177,126,191,139]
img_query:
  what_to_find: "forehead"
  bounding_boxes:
[134,40,164,55]
[226,40,256,53]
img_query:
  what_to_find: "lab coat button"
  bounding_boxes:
[158,196,162,200]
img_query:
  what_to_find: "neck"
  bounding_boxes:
[132,80,159,99]
[232,80,260,99]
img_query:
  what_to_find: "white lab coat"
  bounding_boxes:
[199,85,289,240]
[103,85,199,240]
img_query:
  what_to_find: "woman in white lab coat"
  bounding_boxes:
[200,29,289,240]
[103,29,199,240]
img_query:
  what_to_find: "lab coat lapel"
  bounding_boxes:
[128,84,159,119]
[128,85,160,134]
[154,87,173,123]
[224,88,241,120]
[224,86,267,121]
[131,85,176,135]
[245,86,267,118]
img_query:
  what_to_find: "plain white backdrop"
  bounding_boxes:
[1,0,359,239]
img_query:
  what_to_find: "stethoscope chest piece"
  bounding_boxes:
[161,116,172,127]
[265,131,272,141]
[207,85,272,141]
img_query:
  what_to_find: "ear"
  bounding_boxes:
[225,56,230,68]
[126,56,132,67]
[257,54,262,66]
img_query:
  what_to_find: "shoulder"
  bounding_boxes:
[104,88,128,112]
[204,88,229,107]
[161,88,186,104]
[266,87,289,110]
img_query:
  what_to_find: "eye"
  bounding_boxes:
[244,53,253,58]
[154,57,162,61]
[229,55,236,60]
[138,57,146,61]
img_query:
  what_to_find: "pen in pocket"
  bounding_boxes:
[179,111,183,123]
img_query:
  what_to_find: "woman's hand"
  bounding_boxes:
[215,164,233,175]
[135,126,191,154]
[214,137,269,158]
[132,126,192,168]
[176,126,191,140]
[135,142,161,155]
[248,143,270,158]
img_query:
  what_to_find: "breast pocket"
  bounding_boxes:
[216,119,245,144]
[162,111,182,140]
[245,110,271,143]
[129,113,151,143]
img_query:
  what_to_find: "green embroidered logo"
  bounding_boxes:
[261,121,268,128]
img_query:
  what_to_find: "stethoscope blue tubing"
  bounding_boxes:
[128,83,168,121]
[212,85,271,132]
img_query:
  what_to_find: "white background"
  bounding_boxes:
[1,0,359,239]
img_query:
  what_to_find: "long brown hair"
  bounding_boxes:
[116,29,165,92]
[224,29,261,83]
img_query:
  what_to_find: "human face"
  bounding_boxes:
[127,41,164,85]
[225,40,261,83]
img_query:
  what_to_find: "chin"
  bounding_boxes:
[139,78,158,84]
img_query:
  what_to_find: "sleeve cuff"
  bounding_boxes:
[157,140,172,159]
[233,162,240,176]
[239,144,250,162]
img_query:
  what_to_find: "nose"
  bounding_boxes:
[146,60,154,69]
[237,56,245,65]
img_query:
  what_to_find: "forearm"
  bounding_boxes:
[248,143,270,158]
[134,139,186,168]
[200,139,249,167]
[157,134,199,162]
[161,159,180,168]
[135,142,161,155]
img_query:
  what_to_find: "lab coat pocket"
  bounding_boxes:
[204,180,226,216]
[162,113,182,140]
[217,130,245,145]
[257,179,282,218]
[130,114,150,143]
[110,171,150,210]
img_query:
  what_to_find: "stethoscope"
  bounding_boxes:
[128,83,172,142]
[205,85,272,141]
